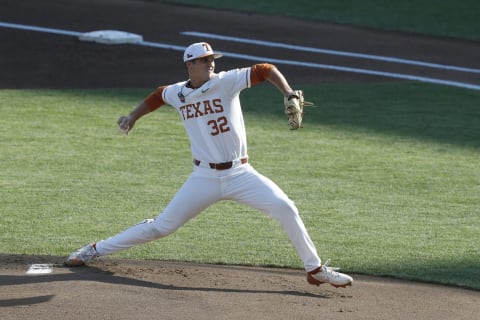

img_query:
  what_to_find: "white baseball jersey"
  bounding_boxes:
[162,68,250,163]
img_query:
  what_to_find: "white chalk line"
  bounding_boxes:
[205,51,480,91]
[181,31,480,74]
[1,22,479,91]
[0,21,82,36]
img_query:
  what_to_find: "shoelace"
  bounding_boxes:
[322,259,341,274]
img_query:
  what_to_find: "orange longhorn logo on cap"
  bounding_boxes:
[202,43,212,52]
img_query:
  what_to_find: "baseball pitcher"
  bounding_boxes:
[65,42,353,288]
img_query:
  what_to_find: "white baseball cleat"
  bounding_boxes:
[307,259,353,288]
[64,243,99,267]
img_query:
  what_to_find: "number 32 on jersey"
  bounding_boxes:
[207,116,230,136]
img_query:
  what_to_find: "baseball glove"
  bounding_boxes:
[284,90,315,130]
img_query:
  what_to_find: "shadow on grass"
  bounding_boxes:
[22,83,480,149]
[354,257,480,291]
[241,82,480,149]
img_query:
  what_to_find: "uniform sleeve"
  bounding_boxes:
[144,85,167,111]
[250,63,275,86]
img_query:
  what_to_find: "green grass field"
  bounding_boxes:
[168,0,480,41]
[1,84,479,289]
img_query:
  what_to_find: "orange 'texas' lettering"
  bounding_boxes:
[203,100,214,115]
[192,102,204,118]
[179,99,224,120]
[212,99,223,113]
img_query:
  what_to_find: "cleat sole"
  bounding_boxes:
[307,273,353,288]
[64,259,86,267]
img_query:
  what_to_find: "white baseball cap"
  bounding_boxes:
[183,42,223,62]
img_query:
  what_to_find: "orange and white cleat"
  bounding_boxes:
[307,259,353,288]
[64,243,99,267]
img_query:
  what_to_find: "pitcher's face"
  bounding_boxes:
[187,55,216,84]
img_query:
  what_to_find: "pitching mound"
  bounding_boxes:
[1,254,479,320]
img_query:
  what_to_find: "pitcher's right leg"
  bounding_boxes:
[65,169,222,265]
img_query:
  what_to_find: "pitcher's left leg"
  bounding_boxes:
[226,165,321,271]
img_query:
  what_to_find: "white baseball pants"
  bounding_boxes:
[95,163,321,272]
